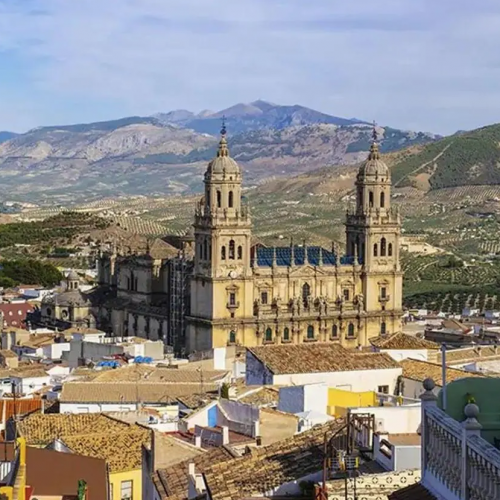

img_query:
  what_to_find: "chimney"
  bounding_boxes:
[195,435,202,448]
[253,419,260,438]
[188,462,195,477]
[222,426,229,445]
[256,436,262,447]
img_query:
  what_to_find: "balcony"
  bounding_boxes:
[420,378,500,500]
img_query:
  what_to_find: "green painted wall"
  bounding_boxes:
[438,378,500,445]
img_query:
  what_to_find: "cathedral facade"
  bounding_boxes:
[186,128,403,352]
[93,127,403,354]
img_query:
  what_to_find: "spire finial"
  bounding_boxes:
[303,239,308,265]
[290,237,295,267]
[217,116,229,158]
[369,120,380,160]
[272,246,277,268]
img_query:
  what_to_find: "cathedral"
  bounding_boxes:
[93,125,403,354]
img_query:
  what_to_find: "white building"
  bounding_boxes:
[369,331,440,362]
[246,344,402,394]
[10,369,51,395]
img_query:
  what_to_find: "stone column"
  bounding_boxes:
[420,378,438,473]
[461,403,482,499]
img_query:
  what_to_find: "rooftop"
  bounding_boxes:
[63,426,150,473]
[369,332,439,350]
[444,345,500,363]
[147,432,204,470]
[388,482,437,500]
[255,245,349,267]
[0,349,17,358]
[155,447,235,500]
[386,433,421,446]
[237,387,279,407]
[63,327,104,336]
[202,419,346,500]
[0,365,49,379]
[92,364,228,384]
[60,381,218,404]
[248,344,400,375]
[17,413,130,446]
[399,358,485,386]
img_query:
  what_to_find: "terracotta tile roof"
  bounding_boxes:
[177,393,218,410]
[370,332,439,350]
[388,482,437,500]
[155,447,235,500]
[237,387,279,407]
[0,365,48,379]
[399,359,485,386]
[92,364,228,383]
[444,346,500,363]
[248,344,400,375]
[63,426,150,473]
[60,382,218,404]
[17,413,130,446]
[203,419,346,500]
[63,327,104,336]
[148,432,204,470]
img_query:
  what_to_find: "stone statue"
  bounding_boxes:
[356,293,365,312]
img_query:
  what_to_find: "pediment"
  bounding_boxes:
[288,265,321,277]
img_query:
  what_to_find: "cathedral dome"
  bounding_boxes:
[357,141,389,180]
[206,127,240,176]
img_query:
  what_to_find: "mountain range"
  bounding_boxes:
[0,100,440,203]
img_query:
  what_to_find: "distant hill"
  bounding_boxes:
[0,104,438,203]
[0,131,18,144]
[390,123,500,191]
[155,99,370,135]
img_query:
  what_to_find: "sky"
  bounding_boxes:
[1,0,500,134]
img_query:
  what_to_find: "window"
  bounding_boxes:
[381,238,387,257]
[307,325,314,339]
[120,480,133,500]
[378,385,389,394]
[261,291,268,304]
[388,243,393,257]
[381,322,387,335]
[380,192,385,208]
[332,325,338,338]
[217,190,222,208]
[347,323,355,337]
[203,239,208,261]
[302,283,311,305]
[229,240,235,259]
[229,293,236,306]
[237,245,243,260]
[265,327,272,341]
[228,191,234,208]
[373,244,378,257]
[380,287,387,299]
[369,191,374,208]
[283,327,290,341]
[221,246,226,260]
[229,330,236,343]
[343,289,350,302]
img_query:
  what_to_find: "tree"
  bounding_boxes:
[220,383,230,399]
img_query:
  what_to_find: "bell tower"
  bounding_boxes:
[188,121,254,352]
[345,123,403,333]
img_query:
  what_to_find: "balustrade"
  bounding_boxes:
[420,379,500,500]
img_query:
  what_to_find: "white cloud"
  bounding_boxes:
[1,0,500,133]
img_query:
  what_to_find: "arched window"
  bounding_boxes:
[265,327,273,342]
[373,243,378,257]
[369,191,374,208]
[229,240,235,259]
[203,239,208,261]
[307,325,314,339]
[347,323,355,337]
[283,327,290,341]
[381,322,387,336]
[217,190,222,208]
[332,325,338,338]
[380,191,385,208]
[302,283,311,305]
[228,191,234,208]
[229,330,236,343]
[221,246,226,260]
[388,243,393,257]
[237,246,243,260]
[381,238,387,257]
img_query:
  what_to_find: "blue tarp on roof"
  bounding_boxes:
[255,246,361,267]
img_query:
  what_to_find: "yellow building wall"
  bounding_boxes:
[327,388,377,417]
[109,468,142,500]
